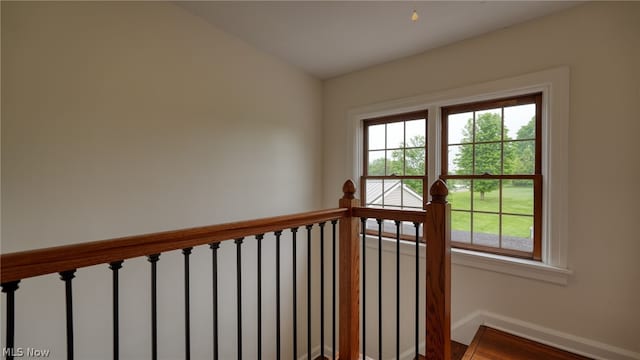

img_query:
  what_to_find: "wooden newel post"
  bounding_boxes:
[339,180,360,360]
[425,179,451,360]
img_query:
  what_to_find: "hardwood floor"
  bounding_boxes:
[451,341,469,360]
[462,326,592,360]
[414,340,468,360]
[318,326,591,360]
[316,340,467,360]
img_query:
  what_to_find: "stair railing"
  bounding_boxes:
[338,179,451,360]
[1,179,450,360]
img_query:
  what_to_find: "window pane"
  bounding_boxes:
[406,119,425,144]
[365,179,383,207]
[474,142,501,174]
[368,150,385,176]
[504,140,535,175]
[448,144,472,175]
[472,179,500,213]
[502,180,533,215]
[504,104,535,140]
[400,220,423,240]
[386,122,404,149]
[386,149,403,175]
[448,179,471,211]
[405,147,425,175]
[383,179,402,207]
[370,219,423,239]
[474,109,502,143]
[368,124,385,150]
[448,112,473,144]
[401,179,423,208]
[502,215,533,252]
[381,219,397,234]
[472,213,499,248]
[451,211,471,243]
[365,218,380,232]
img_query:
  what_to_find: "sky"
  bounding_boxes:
[366,103,536,173]
[447,103,535,172]
[447,103,535,144]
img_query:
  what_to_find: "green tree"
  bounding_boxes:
[367,153,403,176]
[454,113,514,199]
[403,135,426,175]
[368,157,386,176]
[391,135,425,194]
[367,135,425,195]
[512,117,535,182]
[517,117,535,139]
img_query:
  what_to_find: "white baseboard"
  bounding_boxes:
[297,345,322,360]
[451,310,640,360]
[398,343,425,360]
[451,310,488,345]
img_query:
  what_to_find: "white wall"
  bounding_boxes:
[323,2,640,358]
[1,2,323,359]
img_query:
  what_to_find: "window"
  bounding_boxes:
[360,95,542,259]
[352,68,570,282]
[362,110,428,239]
[441,93,542,260]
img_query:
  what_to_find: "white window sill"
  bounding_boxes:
[451,248,572,285]
[364,235,572,285]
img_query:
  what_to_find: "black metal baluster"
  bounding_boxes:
[274,230,282,360]
[256,234,264,360]
[395,221,401,360]
[2,281,20,360]
[147,254,160,360]
[331,220,337,360]
[183,248,193,360]
[305,224,312,360]
[60,270,77,360]
[319,222,326,359]
[109,261,124,360]
[235,238,244,360]
[360,217,367,359]
[377,218,382,360]
[291,227,298,360]
[414,222,420,359]
[210,243,220,360]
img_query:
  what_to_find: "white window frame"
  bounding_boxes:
[347,67,572,285]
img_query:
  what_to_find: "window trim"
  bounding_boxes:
[347,67,570,283]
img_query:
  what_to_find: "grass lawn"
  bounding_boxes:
[447,183,533,238]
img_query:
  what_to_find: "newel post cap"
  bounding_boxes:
[429,179,449,203]
[342,179,356,199]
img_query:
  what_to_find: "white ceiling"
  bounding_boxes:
[177,1,580,79]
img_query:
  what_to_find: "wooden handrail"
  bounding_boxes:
[0,208,348,283]
[2,178,451,360]
[352,206,426,224]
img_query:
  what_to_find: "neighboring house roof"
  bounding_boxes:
[366,179,423,208]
